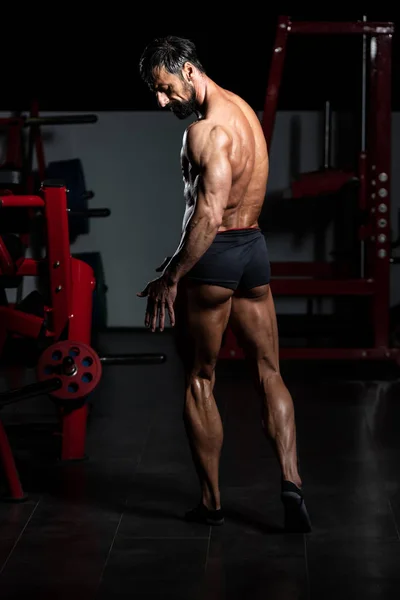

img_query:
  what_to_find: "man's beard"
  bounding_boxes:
[170,84,197,120]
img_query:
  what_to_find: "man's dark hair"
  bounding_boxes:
[139,36,206,87]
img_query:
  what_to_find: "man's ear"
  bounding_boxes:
[182,61,194,82]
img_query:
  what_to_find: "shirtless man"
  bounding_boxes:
[138,36,311,533]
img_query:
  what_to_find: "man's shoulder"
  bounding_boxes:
[185,120,231,153]
[186,118,229,137]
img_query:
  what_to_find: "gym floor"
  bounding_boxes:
[0,329,400,599]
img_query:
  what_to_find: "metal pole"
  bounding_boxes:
[99,354,167,366]
[361,15,368,153]
[324,100,332,169]
[360,15,367,277]
[0,378,62,407]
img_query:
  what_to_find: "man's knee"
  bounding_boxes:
[186,363,216,397]
[256,362,290,402]
[256,355,280,382]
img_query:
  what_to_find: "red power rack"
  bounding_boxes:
[219,16,400,366]
[0,107,167,501]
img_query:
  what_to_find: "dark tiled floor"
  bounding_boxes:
[0,330,400,598]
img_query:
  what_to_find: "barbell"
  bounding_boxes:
[0,340,166,407]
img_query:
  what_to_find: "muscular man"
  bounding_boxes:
[138,36,311,533]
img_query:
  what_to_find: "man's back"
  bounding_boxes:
[183,83,269,232]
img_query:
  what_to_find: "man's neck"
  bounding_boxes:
[195,75,215,119]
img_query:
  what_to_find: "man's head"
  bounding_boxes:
[139,36,206,119]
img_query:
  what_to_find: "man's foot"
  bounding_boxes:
[184,503,225,526]
[281,480,312,533]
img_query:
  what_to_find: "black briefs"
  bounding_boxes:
[185,227,271,291]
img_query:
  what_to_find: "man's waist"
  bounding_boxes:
[216,225,261,234]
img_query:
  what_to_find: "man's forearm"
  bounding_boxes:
[163,212,219,284]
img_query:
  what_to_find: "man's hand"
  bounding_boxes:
[137,274,177,332]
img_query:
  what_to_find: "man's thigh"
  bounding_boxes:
[173,280,233,373]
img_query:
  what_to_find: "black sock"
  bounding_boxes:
[185,503,224,525]
[281,480,303,497]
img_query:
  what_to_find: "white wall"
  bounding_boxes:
[1,109,399,327]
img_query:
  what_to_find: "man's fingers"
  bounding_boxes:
[151,300,159,332]
[140,284,176,332]
[167,300,175,327]
[145,296,155,328]
[159,302,166,332]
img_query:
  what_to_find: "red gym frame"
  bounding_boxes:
[0,184,95,465]
[219,16,400,365]
[0,104,98,501]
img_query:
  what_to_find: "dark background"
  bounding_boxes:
[1,14,399,113]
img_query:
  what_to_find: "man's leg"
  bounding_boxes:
[229,283,311,532]
[174,280,233,523]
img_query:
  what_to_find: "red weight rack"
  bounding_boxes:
[219,16,400,366]
[0,183,95,466]
[0,181,167,501]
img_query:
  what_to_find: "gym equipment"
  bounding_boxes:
[72,252,108,331]
[0,181,167,502]
[44,158,110,240]
[0,100,110,242]
[219,16,400,366]
[37,340,103,402]
[0,104,96,193]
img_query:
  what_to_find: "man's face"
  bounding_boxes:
[151,67,197,119]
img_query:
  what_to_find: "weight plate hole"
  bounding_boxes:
[82,372,93,383]
[69,347,80,357]
[68,383,79,393]
[44,365,53,375]
[82,356,93,367]
[52,350,62,361]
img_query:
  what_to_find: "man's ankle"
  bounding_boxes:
[202,496,221,511]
